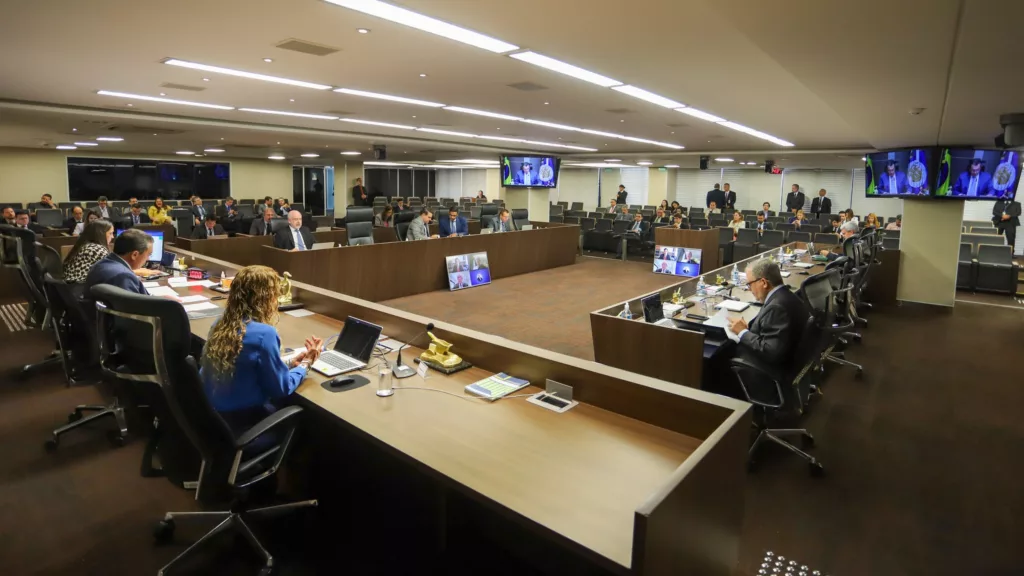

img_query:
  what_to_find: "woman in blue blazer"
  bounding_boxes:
[201,265,322,433]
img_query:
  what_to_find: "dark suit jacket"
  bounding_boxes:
[706,189,725,209]
[438,216,468,237]
[624,220,649,236]
[785,192,806,212]
[723,191,737,211]
[122,212,151,228]
[84,254,148,296]
[754,221,773,233]
[274,226,315,250]
[993,200,1021,228]
[215,204,238,219]
[63,217,86,235]
[249,219,276,236]
[615,190,628,205]
[951,171,993,197]
[810,196,831,215]
[191,224,225,239]
[190,204,211,222]
[94,205,119,220]
[352,185,369,206]
[737,286,810,382]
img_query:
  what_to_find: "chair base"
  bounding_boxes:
[155,499,318,575]
[44,402,128,451]
[749,427,824,476]
[22,351,61,376]
[826,354,863,377]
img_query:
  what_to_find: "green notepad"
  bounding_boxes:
[465,373,529,401]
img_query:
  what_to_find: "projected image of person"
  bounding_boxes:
[654,260,674,274]
[876,160,908,195]
[471,253,489,270]
[449,273,470,290]
[952,157,993,197]
[677,262,699,277]
[682,250,700,265]
[470,267,491,286]
[513,160,537,186]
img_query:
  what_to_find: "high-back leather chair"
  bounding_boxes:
[346,207,375,246]
[394,210,418,241]
[511,208,529,230]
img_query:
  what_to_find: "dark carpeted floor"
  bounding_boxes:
[2,282,1023,575]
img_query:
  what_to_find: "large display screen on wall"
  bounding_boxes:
[501,155,560,188]
[935,148,1019,200]
[864,148,935,197]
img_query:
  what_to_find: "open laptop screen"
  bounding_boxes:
[334,316,383,362]
[641,293,665,323]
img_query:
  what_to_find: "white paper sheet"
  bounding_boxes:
[378,339,404,351]
[146,286,180,298]
[142,281,160,288]
[183,302,219,312]
[178,295,209,304]
[284,309,314,318]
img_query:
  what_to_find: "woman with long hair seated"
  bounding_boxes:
[789,208,807,227]
[63,219,114,283]
[201,265,322,433]
[148,196,172,225]
[374,205,394,227]
[864,212,881,228]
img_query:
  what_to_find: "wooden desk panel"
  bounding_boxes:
[653,228,721,272]
[866,248,900,306]
[173,235,273,267]
[260,226,579,302]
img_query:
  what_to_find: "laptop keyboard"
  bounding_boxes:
[319,353,360,372]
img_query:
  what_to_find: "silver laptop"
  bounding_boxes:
[311,316,383,377]
[521,224,534,231]
[311,242,335,250]
[480,228,493,234]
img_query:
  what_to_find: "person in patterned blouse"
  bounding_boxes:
[62,220,114,284]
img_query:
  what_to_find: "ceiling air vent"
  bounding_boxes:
[507,81,549,92]
[275,38,341,57]
[159,82,206,92]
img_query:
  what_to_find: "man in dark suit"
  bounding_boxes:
[64,206,86,235]
[450,274,470,290]
[249,207,277,236]
[274,210,314,251]
[754,213,772,234]
[2,206,16,226]
[706,183,725,209]
[760,202,772,219]
[190,196,209,225]
[992,198,1021,251]
[84,229,153,296]
[876,161,909,195]
[191,214,225,239]
[616,212,650,257]
[951,159,993,197]
[722,183,737,212]
[261,196,275,213]
[216,197,240,233]
[810,188,831,216]
[95,196,118,220]
[438,206,469,237]
[615,185,628,205]
[352,178,369,206]
[785,184,805,214]
[122,204,150,228]
[606,199,618,214]
[276,198,291,217]
[491,209,515,232]
[826,216,842,234]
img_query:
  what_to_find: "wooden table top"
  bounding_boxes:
[164,275,703,569]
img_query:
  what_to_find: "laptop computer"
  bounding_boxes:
[311,316,383,377]
[480,228,493,234]
[641,293,677,328]
[311,242,335,250]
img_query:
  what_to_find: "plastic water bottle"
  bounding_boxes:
[696,276,707,297]
[731,264,740,286]
[777,246,785,260]
[621,303,633,320]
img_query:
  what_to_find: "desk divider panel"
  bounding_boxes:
[653,228,721,273]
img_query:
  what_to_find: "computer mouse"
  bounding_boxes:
[328,376,355,388]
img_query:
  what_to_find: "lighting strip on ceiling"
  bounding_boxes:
[610,85,684,109]
[163,58,332,90]
[334,88,445,108]
[97,90,235,110]
[238,108,339,120]
[509,51,621,88]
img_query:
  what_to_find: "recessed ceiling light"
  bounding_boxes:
[357,28,370,34]
[263,58,273,63]
[334,87,444,107]
[153,133,158,136]
[637,161,653,166]
[202,78,210,82]
[74,142,99,146]
[96,137,123,142]
[204,148,225,153]
[411,115,416,118]
[340,118,417,130]
[221,137,225,140]
[277,142,280,144]
[289,98,295,102]
[340,151,362,155]
[176,151,195,155]
[238,108,339,120]
[544,101,549,105]
[126,103,133,107]
[521,118,580,131]
[676,107,726,123]
[611,85,685,109]
[664,165,680,168]
[72,128,77,132]
[301,153,320,158]
[861,157,867,161]
[496,127,500,130]
[605,159,621,162]
[509,51,621,87]
[194,154,204,157]
[716,121,794,147]
[323,0,519,53]
[268,155,286,160]
[670,131,675,134]
[163,58,333,90]
[419,73,427,78]
[159,92,166,96]
[715,157,734,162]
[97,90,235,110]
[55,145,77,150]
[416,128,477,138]
[619,119,625,122]
[443,106,522,121]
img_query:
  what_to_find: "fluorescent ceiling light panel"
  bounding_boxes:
[163,58,332,90]
[523,140,597,152]
[509,51,621,88]
[611,85,684,109]
[476,135,526,143]
[340,151,362,155]
[520,118,581,132]
[268,155,286,160]
[176,151,196,155]
[364,161,409,166]
[617,136,684,150]
[204,148,225,153]
[716,121,794,147]
[323,0,519,53]
[55,145,77,150]
[443,106,522,121]
[675,107,726,123]
[95,137,123,142]
[637,161,653,166]
[334,88,445,107]
[562,144,600,151]
[340,118,416,130]
[605,159,621,162]
[438,159,499,164]
[301,153,320,158]
[238,108,338,120]
[415,128,477,138]
[580,129,624,139]
[97,90,234,110]
[74,142,99,146]
[664,164,680,168]
[715,158,734,162]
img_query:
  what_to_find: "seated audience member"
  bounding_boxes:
[192,214,225,239]
[728,211,745,238]
[200,265,322,435]
[491,208,514,233]
[127,196,139,206]
[63,220,114,284]
[407,208,438,241]
[217,197,239,233]
[393,198,407,212]
[659,200,670,213]
[654,208,670,224]
[475,190,487,202]
[439,206,468,238]
[261,196,275,212]
[671,213,685,229]
[615,205,631,221]
[84,209,101,228]
[670,201,682,213]
[607,199,618,214]
[274,210,314,251]
[864,213,881,228]
[64,206,86,236]
[148,197,172,226]
[123,203,150,228]
[3,206,15,225]
[374,205,394,227]
[616,212,649,257]
[250,207,277,236]
[789,209,807,227]
[885,214,902,231]
[83,228,154,295]
[707,201,720,215]
[94,196,115,220]
[36,193,58,212]
[827,216,842,234]
[276,198,291,217]
[760,202,772,219]
[844,208,858,225]
[820,221,859,261]
[754,212,771,234]
[190,196,210,225]
[14,210,36,231]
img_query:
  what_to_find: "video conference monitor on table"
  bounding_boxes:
[653,245,701,277]
[445,251,491,291]
[115,229,164,262]
[935,148,1020,200]
[865,148,935,197]
[501,154,560,188]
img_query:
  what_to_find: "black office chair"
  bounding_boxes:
[717,227,735,265]
[36,208,64,228]
[569,202,583,211]
[975,245,1016,293]
[269,219,290,235]
[798,268,862,379]
[394,211,418,241]
[511,208,529,230]
[730,317,824,476]
[733,228,760,261]
[788,231,811,244]
[759,230,785,251]
[815,233,840,245]
[0,226,63,372]
[956,242,976,290]
[345,207,375,246]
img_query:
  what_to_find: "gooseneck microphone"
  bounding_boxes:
[393,322,434,379]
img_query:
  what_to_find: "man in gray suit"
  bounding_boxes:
[407,208,438,241]
[491,208,515,232]
[614,205,631,221]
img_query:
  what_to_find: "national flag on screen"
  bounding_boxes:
[935,148,952,196]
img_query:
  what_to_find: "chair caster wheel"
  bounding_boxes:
[809,461,825,477]
[44,438,58,452]
[801,433,815,448]
[154,519,176,542]
[67,411,83,423]
[107,431,126,447]
[852,334,862,343]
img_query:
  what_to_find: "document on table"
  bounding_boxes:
[146,286,179,298]
[791,262,815,269]
[703,308,732,328]
[178,295,209,304]
[377,339,405,352]
[284,309,314,318]
[781,271,792,278]
[143,281,160,288]
[716,300,750,312]
[167,278,219,287]
[183,302,219,312]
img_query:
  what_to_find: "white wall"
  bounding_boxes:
[556,167,600,211]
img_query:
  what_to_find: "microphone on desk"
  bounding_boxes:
[393,322,434,379]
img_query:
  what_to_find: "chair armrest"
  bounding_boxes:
[235,405,304,449]
[729,356,776,380]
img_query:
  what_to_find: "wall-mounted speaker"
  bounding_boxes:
[699,155,709,170]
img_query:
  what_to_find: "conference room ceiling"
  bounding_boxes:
[0,0,1021,161]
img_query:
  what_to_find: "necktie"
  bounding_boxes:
[198,206,205,219]
[207,227,214,238]
[133,215,138,224]
[294,229,306,250]
[266,223,271,236]
[968,176,978,197]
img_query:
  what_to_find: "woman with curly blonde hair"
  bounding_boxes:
[201,265,322,431]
